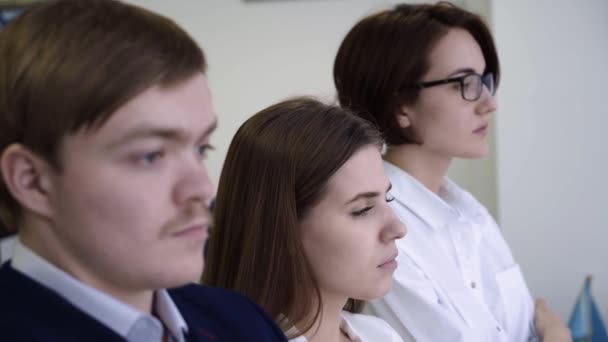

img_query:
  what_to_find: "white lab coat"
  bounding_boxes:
[366,161,537,342]
[288,311,403,342]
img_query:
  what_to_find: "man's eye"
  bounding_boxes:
[197,144,215,158]
[140,151,164,164]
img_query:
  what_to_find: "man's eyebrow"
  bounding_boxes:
[201,119,218,139]
[107,118,218,149]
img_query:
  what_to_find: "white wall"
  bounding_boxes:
[130,0,608,324]
[492,0,608,320]
[131,0,405,186]
[131,0,608,322]
[129,0,497,217]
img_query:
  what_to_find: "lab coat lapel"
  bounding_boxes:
[400,222,481,328]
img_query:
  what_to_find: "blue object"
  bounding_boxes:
[0,7,25,29]
[569,276,608,342]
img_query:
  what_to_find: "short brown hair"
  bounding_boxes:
[334,1,499,145]
[203,97,381,338]
[0,0,206,231]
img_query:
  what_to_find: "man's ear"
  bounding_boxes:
[396,104,413,129]
[0,144,55,219]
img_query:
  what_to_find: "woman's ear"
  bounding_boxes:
[0,144,55,219]
[396,104,413,129]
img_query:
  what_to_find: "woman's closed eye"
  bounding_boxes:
[351,206,373,217]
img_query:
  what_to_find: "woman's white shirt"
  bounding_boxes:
[365,161,537,342]
[288,311,403,342]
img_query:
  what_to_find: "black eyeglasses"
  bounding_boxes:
[413,72,496,101]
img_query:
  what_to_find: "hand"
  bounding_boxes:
[534,298,572,342]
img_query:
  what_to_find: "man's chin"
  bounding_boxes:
[159,260,204,288]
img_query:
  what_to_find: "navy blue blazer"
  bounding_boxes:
[0,262,287,341]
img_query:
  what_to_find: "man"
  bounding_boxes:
[0,0,287,341]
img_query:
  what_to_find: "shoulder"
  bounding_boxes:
[0,262,40,318]
[170,284,263,316]
[0,263,125,340]
[170,284,287,341]
[171,283,252,306]
[442,177,488,212]
[341,311,404,342]
[442,178,503,236]
[0,266,25,334]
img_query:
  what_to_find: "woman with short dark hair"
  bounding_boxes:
[334,2,570,341]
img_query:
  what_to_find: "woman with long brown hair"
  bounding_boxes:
[204,97,406,341]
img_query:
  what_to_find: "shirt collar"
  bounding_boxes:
[0,235,17,264]
[339,313,359,341]
[283,312,358,342]
[155,289,189,340]
[11,239,188,341]
[384,161,485,230]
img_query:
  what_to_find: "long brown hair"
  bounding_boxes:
[203,97,381,338]
[334,1,499,145]
[0,0,206,232]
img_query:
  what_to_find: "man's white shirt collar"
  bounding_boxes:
[10,239,189,342]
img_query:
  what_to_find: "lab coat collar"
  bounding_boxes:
[383,161,485,231]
